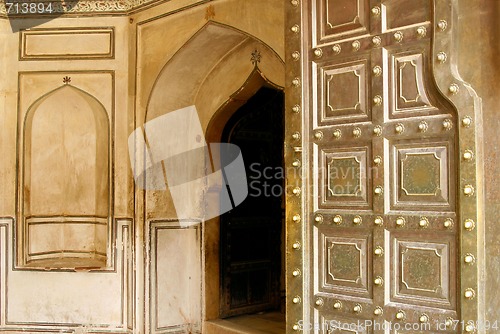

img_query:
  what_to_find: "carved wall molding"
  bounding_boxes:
[0,0,168,16]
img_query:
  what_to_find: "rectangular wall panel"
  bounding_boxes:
[2,219,132,330]
[149,221,201,333]
[20,28,115,60]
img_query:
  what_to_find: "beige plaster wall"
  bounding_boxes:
[1,15,133,219]
[134,0,284,123]
[135,0,284,219]
[0,0,285,332]
[132,0,284,331]
[0,14,135,332]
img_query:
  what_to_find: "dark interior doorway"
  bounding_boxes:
[219,86,284,318]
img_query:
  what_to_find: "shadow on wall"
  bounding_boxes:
[7,1,82,32]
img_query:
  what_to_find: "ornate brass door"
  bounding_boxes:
[286,0,483,333]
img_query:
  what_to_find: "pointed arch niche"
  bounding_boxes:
[20,85,111,269]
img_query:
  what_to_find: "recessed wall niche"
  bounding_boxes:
[21,84,111,269]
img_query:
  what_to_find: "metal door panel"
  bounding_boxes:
[285,0,483,332]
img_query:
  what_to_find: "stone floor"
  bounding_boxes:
[204,311,285,333]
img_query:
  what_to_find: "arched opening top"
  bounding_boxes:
[144,21,284,126]
[206,67,282,144]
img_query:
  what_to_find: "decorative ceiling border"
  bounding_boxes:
[0,0,169,17]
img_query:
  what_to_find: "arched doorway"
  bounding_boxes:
[142,21,286,331]
[219,86,284,318]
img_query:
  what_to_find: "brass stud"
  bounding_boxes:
[416,26,427,37]
[374,246,384,256]
[292,296,301,304]
[437,52,447,63]
[418,121,428,132]
[444,218,454,228]
[464,219,476,231]
[352,40,360,51]
[374,307,383,316]
[437,20,448,31]
[353,304,362,313]
[464,288,475,299]
[395,123,405,134]
[465,324,474,333]
[292,214,301,223]
[292,241,301,250]
[292,159,301,168]
[292,187,301,196]
[374,186,383,195]
[292,77,301,87]
[292,324,300,331]
[314,131,323,140]
[372,65,382,76]
[445,318,454,328]
[464,185,475,196]
[372,36,381,46]
[449,83,459,94]
[333,129,342,139]
[464,253,476,265]
[395,310,406,320]
[332,44,341,54]
[373,156,382,165]
[333,301,342,309]
[352,127,361,137]
[292,104,301,113]
[290,0,299,6]
[419,314,429,323]
[463,150,474,161]
[333,215,342,225]
[353,215,362,225]
[465,321,476,333]
[374,216,384,226]
[371,6,381,16]
[396,217,406,227]
[292,132,301,140]
[443,119,453,130]
[462,116,472,127]
[394,31,403,42]
[374,276,384,286]
[314,214,323,223]
[313,48,323,58]
[315,298,324,306]
[373,95,383,106]
[373,125,382,136]
[291,24,300,33]
[292,51,300,61]
[292,268,301,277]
[419,217,429,228]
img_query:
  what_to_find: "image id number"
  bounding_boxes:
[6,2,54,14]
